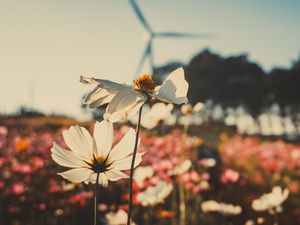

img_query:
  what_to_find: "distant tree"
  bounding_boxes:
[268,66,300,106]
[15,106,45,117]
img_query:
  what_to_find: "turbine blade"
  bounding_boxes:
[148,44,154,74]
[136,42,151,76]
[129,0,152,32]
[157,32,215,38]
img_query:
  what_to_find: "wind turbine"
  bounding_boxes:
[129,0,214,75]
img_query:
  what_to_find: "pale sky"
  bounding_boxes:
[1,0,299,120]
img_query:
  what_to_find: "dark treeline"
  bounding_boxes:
[154,49,300,113]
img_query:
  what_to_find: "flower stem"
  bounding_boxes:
[94,172,100,225]
[127,105,144,225]
[179,124,189,225]
[179,182,186,225]
[274,212,279,225]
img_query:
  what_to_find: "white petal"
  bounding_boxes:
[110,128,138,161]
[94,79,130,93]
[80,75,98,84]
[58,168,93,183]
[81,75,129,93]
[113,153,143,171]
[104,89,147,123]
[151,67,188,104]
[51,142,85,168]
[106,169,129,181]
[83,85,115,108]
[126,100,146,120]
[88,173,109,187]
[141,115,158,129]
[93,121,113,157]
[63,125,93,160]
[99,173,109,187]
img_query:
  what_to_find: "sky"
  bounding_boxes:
[0,0,300,120]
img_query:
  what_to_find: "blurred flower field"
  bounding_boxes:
[0,116,300,225]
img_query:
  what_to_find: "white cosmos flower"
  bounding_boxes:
[51,121,143,187]
[252,186,289,214]
[106,209,136,225]
[179,102,204,126]
[168,159,192,176]
[140,103,174,129]
[133,166,154,188]
[201,200,242,216]
[81,67,188,123]
[137,181,173,206]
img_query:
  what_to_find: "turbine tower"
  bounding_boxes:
[129,0,214,75]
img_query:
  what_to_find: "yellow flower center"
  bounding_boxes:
[133,74,156,94]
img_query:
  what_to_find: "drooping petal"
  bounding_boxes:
[125,100,146,120]
[104,89,147,123]
[81,75,130,93]
[51,142,85,168]
[106,169,129,181]
[58,168,93,183]
[83,85,115,108]
[110,128,138,161]
[93,121,113,157]
[94,79,131,93]
[63,125,93,160]
[151,67,188,104]
[80,75,98,85]
[113,153,143,171]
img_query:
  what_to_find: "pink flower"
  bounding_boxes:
[0,158,5,167]
[98,203,108,212]
[221,169,240,183]
[181,173,190,182]
[38,203,47,211]
[184,181,194,190]
[0,126,7,136]
[190,171,200,182]
[48,180,61,193]
[192,185,202,194]
[32,157,44,169]
[149,176,160,186]
[0,181,5,189]
[202,173,210,181]
[288,181,299,193]
[12,183,25,195]
[12,163,33,174]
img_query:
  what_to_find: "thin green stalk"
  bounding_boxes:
[127,106,144,225]
[274,211,279,225]
[94,172,100,225]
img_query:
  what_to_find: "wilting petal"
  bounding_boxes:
[51,142,85,168]
[106,169,129,181]
[83,85,115,108]
[80,75,98,84]
[110,128,138,161]
[95,79,131,93]
[63,125,93,160]
[81,76,130,93]
[93,121,113,157]
[113,153,143,171]
[58,168,93,183]
[104,89,147,123]
[151,67,188,104]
